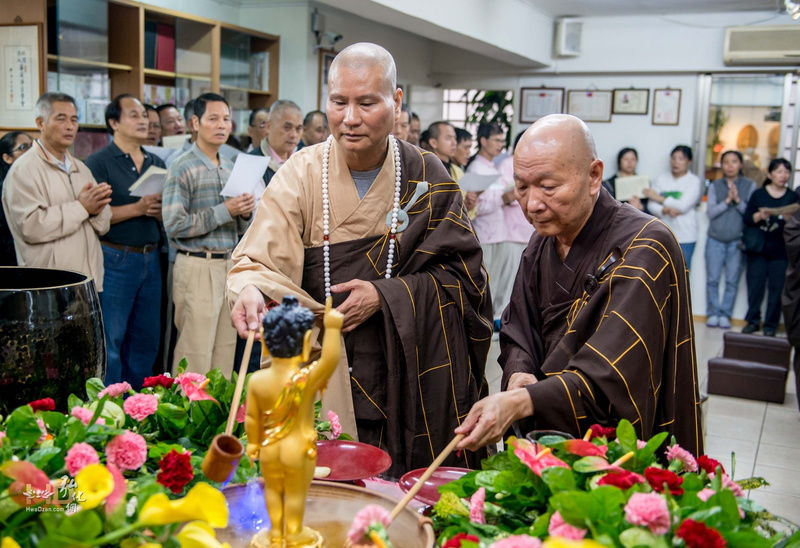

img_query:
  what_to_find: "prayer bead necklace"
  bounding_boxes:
[321,134,402,298]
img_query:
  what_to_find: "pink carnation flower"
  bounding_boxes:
[490,536,542,548]
[548,510,587,540]
[70,406,105,426]
[328,410,342,439]
[697,488,716,502]
[105,463,127,515]
[105,431,147,471]
[469,487,486,524]
[98,382,132,399]
[0,431,5,446]
[65,442,100,476]
[637,440,648,450]
[665,444,698,473]
[347,504,391,544]
[624,492,672,535]
[123,393,158,421]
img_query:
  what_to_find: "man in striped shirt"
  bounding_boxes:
[162,93,255,376]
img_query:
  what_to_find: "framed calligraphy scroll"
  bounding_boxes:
[0,24,43,130]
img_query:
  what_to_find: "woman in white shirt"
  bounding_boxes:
[644,145,702,268]
[465,123,513,331]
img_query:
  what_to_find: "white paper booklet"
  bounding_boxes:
[129,166,168,197]
[458,172,500,193]
[220,154,269,199]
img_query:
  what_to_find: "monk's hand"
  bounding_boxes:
[506,372,538,391]
[231,284,266,339]
[331,279,381,333]
[455,389,534,451]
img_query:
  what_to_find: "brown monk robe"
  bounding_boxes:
[228,136,492,477]
[501,188,704,456]
[782,207,800,412]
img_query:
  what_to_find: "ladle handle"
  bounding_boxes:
[388,433,464,522]
[225,329,255,435]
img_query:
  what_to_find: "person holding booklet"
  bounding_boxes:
[163,93,255,376]
[85,94,166,389]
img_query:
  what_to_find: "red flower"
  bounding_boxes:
[156,449,194,494]
[697,455,725,475]
[142,374,175,389]
[28,398,56,412]
[644,467,684,495]
[589,424,616,439]
[442,533,480,548]
[598,470,646,489]
[676,519,727,548]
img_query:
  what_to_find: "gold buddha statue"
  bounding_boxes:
[245,295,343,548]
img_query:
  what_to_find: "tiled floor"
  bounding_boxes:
[483,322,800,526]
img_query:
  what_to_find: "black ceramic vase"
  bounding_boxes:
[0,267,106,415]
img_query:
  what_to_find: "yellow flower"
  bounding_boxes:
[139,483,228,528]
[176,521,231,548]
[75,463,115,510]
[543,539,607,548]
[2,537,22,548]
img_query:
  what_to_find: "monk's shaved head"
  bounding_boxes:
[516,114,597,175]
[329,42,397,98]
[512,114,604,249]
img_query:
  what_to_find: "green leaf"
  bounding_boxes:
[27,446,63,472]
[475,470,502,489]
[6,404,43,445]
[723,530,775,548]
[148,442,187,460]
[156,403,188,430]
[41,411,67,434]
[85,378,105,401]
[550,491,596,525]
[87,399,124,428]
[620,527,659,548]
[57,507,103,540]
[63,418,88,448]
[615,420,638,452]
[177,358,187,374]
[67,394,83,410]
[541,466,576,492]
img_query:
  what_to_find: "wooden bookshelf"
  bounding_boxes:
[2,0,280,132]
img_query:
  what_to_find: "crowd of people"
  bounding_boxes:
[1,42,798,472]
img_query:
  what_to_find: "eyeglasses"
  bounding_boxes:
[13,143,31,153]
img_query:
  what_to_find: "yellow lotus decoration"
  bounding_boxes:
[176,521,231,548]
[139,482,227,528]
[75,464,115,510]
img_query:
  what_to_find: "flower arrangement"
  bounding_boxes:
[433,421,800,548]
[0,360,348,547]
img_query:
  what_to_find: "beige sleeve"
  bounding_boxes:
[5,168,90,245]
[227,157,323,314]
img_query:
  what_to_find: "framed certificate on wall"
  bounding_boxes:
[567,90,613,123]
[317,49,337,110]
[612,88,649,115]
[519,87,564,123]
[652,88,682,125]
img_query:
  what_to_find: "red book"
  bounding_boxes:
[155,24,175,73]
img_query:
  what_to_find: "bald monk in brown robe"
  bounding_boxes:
[229,43,492,476]
[457,114,704,457]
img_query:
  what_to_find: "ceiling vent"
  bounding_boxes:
[724,25,800,65]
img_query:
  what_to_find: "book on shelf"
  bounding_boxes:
[155,23,176,73]
[144,21,157,69]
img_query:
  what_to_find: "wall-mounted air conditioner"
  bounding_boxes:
[724,25,800,65]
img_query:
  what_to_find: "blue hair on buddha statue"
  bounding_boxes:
[262,295,315,358]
